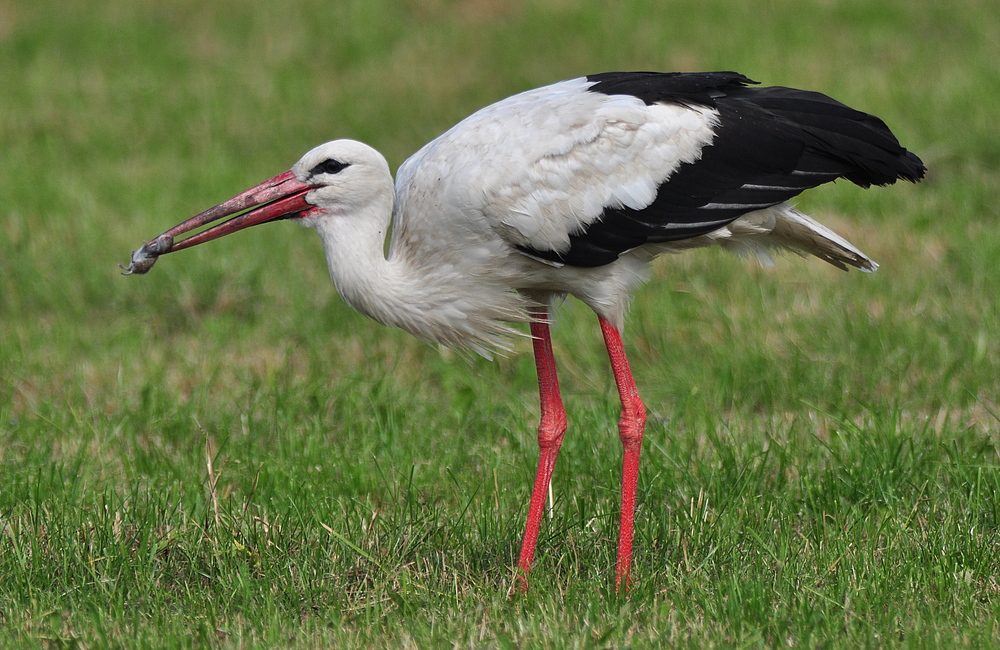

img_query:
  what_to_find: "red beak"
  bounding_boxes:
[121,170,315,275]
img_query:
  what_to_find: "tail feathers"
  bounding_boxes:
[711,205,878,272]
[764,206,878,272]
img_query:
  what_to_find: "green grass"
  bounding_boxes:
[2,0,999,646]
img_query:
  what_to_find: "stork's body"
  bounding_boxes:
[125,72,924,591]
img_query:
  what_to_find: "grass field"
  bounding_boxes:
[2,0,999,646]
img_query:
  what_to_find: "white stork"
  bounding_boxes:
[123,71,925,592]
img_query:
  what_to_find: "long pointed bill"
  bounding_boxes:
[121,170,315,275]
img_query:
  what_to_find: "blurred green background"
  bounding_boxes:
[1,0,998,647]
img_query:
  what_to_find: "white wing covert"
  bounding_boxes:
[392,78,718,263]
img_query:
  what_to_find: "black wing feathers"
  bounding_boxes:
[519,72,925,267]
[585,71,758,105]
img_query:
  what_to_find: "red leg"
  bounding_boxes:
[515,307,567,593]
[599,316,647,593]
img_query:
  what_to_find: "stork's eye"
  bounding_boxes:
[310,159,351,176]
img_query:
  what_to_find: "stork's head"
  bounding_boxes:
[121,139,393,274]
[291,140,394,223]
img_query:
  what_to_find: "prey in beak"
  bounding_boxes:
[120,170,315,275]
